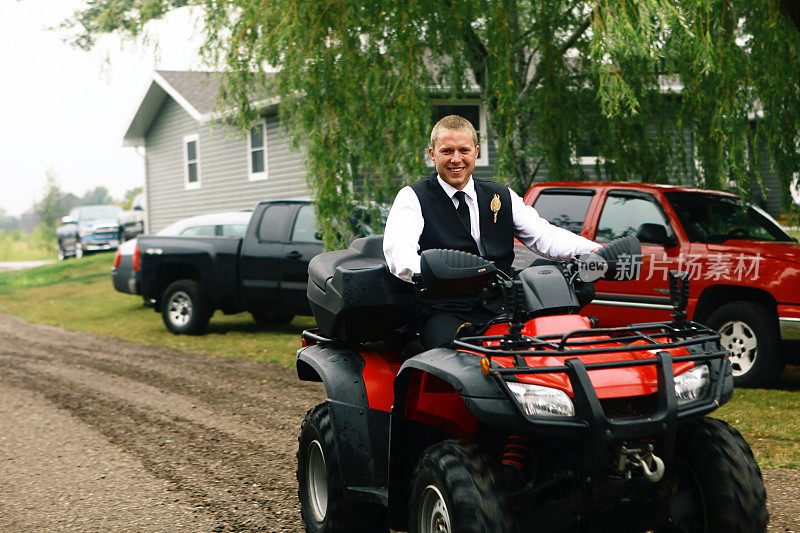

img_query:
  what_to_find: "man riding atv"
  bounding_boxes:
[383,114,600,349]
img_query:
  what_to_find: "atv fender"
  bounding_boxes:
[297,343,369,406]
[387,348,523,529]
[393,348,522,427]
[296,344,390,506]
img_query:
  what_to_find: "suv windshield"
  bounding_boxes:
[665,192,794,243]
[77,206,121,222]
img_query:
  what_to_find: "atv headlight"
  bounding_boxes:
[674,365,710,406]
[507,382,575,418]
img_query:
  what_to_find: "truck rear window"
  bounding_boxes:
[531,191,593,235]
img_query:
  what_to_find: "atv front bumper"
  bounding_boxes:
[454,321,734,472]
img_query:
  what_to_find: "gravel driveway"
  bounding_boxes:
[0,312,796,532]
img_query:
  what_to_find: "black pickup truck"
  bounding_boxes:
[139,200,324,334]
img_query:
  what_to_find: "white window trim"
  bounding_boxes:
[427,99,489,167]
[247,120,269,182]
[570,141,605,166]
[183,133,201,190]
[572,154,607,166]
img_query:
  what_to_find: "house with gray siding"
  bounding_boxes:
[123,71,502,233]
[123,71,309,233]
[124,71,786,233]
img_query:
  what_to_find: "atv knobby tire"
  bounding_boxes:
[659,417,768,533]
[409,440,514,533]
[297,403,387,533]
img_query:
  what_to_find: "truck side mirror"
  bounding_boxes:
[637,223,677,247]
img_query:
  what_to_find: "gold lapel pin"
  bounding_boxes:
[490,194,501,223]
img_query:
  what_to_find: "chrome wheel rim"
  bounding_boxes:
[718,320,758,376]
[307,440,328,522]
[419,485,450,533]
[167,291,192,327]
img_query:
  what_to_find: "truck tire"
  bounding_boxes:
[161,279,211,335]
[57,242,66,261]
[657,417,768,533]
[297,403,387,533]
[251,310,294,327]
[409,440,513,533]
[706,301,783,387]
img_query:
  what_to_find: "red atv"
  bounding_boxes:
[296,235,767,533]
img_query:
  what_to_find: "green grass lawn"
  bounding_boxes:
[0,230,56,261]
[0,253,313,367]
[1,254,798,470]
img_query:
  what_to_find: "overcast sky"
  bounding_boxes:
[0,0,204,217]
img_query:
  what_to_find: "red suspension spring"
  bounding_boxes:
[502,435,531,471]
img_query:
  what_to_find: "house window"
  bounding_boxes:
[248,121,268,181]
[572,133,604,166]
[184,134,200,189]
[428,100,489,167]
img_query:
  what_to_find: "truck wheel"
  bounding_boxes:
[57,242,66,261]
[657,417,768,533]
[161,279,211,335]
[706,301,783,387]
[409,440,513,533]
[297,403,387,533]
[251,311,294,327]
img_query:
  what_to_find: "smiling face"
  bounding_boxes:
[428,128,480,190]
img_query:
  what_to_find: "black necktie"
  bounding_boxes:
[454,191,471,232]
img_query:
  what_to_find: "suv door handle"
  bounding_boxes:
[286,250,302,259]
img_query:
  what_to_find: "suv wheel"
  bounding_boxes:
[161,279,211,335]
[706,301,782,387]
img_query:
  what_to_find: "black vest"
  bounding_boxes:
[410,173,514,273]
[409,173,513,316]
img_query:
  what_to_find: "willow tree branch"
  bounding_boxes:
[520,8,596,100]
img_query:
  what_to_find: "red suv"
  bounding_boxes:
[524,181,800,387]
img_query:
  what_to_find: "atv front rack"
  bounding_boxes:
[453,320,728,376]
[454,320,732,473]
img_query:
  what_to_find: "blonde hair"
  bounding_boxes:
[429,115,478,149]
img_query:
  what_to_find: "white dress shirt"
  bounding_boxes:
[383,175,598,282]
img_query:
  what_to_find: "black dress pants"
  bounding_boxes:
[420,306,499,349]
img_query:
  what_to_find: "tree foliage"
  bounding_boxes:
[35,168,64,239]
[78,186,113,206]
[118,186,144,210]
[64,0,800,248]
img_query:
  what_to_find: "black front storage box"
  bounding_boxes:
[307,235,416,343]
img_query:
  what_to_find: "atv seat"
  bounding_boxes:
[307,235,417,344]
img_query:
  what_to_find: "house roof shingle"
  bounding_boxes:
[156,70,224,116]
[123,70,276,147]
